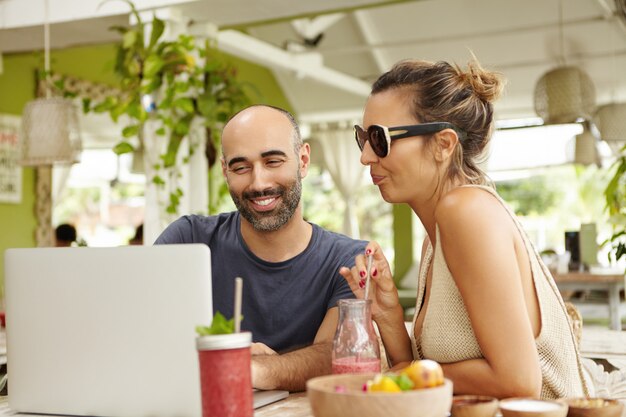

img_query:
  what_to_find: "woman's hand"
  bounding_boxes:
[339,241,400,320]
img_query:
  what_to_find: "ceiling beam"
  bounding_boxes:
[313,15,611,56]
[215,29,371,97]
[352,9,386,73]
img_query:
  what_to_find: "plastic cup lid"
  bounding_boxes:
[196,332,252,350]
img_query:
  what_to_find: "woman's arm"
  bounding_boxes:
[435,188,542,398]
[339,242,413,366]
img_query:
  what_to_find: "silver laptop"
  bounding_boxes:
[4,244,288,417]
[4,244,212,417]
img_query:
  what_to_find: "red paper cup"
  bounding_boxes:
[196,332,253,417]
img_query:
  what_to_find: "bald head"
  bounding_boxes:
[221,105,302,157]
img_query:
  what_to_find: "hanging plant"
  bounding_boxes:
[54,0,250,215]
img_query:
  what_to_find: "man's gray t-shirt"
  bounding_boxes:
[155,212,366,352]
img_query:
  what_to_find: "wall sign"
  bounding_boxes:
[0,115,22,204]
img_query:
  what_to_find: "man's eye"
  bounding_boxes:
[231,166,249,173]
[267,159,284,167]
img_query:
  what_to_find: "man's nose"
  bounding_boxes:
[249,167,273,190]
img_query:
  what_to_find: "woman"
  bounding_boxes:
[339,59,588,399]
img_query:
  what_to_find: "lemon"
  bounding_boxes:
[368,375,402,393]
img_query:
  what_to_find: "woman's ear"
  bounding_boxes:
[433,129,460,162]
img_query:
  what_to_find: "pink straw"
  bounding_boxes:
[364,254,373,300]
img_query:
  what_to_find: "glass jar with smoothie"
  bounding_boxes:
[196,332,253,417]
[332,299,381,374]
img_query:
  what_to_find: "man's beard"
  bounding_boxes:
[230,173,302,232]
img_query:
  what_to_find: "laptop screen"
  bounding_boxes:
[4,244,212,417]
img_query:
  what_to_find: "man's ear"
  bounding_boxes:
[433,129,459,162]
[299,142,311,178]
[221,157,227,178]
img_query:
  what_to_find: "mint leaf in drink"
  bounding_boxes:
[195,311,242,335]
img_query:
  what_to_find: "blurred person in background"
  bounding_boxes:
[55,223,77,247]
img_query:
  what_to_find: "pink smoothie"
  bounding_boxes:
[332,356,381,374]
[198,347,252,417]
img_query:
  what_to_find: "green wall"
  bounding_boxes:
[0,41,292,296]
[393,204,413,286]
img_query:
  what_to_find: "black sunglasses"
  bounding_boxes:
[354,122,465,157]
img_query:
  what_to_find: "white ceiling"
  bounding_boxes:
[2,0,626,124]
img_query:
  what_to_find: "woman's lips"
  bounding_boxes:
[371,174,385,185]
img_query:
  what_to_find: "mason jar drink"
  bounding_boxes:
[196,332,253,417]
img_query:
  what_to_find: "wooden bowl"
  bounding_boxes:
[560,397,624,417]
[306,373,453,417]
[499,398,568,417]
[451,395,499,417]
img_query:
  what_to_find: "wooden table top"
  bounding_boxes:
[553,271,625,283]
[255,392,311,417]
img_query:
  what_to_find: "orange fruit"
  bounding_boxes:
[400,359,444,389]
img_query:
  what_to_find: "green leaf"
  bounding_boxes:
[195,311,240,336]
[169,191,180,206]
[163,133,183,167]
[81,98,92,114]
[53,78,65,91]
[122,125,140,138]
[174,82,190,94]
[155,127,166,136]
[166,203,177,214]
[109,25,129,35]
[197,93,216,119]
[122,30,138,49]
[113,141,135,155]
[152,175,165,185]
[148,15,165,51]
[144,54,165,78]
[92,96,118,113]
[126,101,143,120]
[173,97,195,113]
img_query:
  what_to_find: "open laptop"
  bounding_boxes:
[4,244,287,417]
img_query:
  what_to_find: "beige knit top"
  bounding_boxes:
[410,185,589,399]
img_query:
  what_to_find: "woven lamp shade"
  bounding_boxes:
[574,126,599,166]
[21,97,82,166]
[595,103,626,154]
[534,66,596,124]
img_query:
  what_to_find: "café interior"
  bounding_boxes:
[0,0,626,415]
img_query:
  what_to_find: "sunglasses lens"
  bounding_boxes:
[368,126,388,157]
[354,126,367,151]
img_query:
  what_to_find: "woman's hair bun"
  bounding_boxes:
[455,59,505,103]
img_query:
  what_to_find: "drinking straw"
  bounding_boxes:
[364,254,373,300]
[234,277,243,333]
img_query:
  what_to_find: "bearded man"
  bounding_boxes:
[155,105,366,391]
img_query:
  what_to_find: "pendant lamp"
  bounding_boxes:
[533,0,596,125]
[595,103,626,155]
[534,66,596,124]
[574,121,600,166]
[20,0,81,166]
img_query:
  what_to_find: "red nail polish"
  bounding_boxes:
[359,279,365,289]
[372,268,377,277]
[359,270,366,278]
[366,249,371,255]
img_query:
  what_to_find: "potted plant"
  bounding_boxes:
[603,144,626,270]
[54,0,250,218]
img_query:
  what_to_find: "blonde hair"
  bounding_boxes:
[371,58,505,186]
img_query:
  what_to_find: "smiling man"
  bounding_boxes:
[155,105,366,391]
